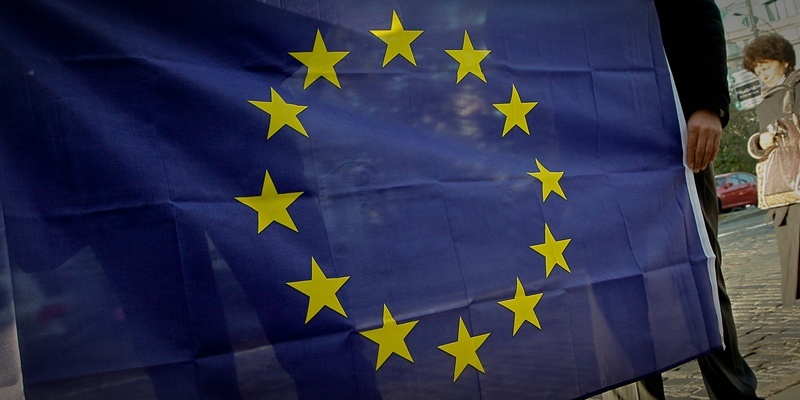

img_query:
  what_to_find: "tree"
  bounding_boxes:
[715,108,759,174]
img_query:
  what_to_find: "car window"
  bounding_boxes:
[715,177,725,187]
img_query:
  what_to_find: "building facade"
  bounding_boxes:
[720,0,800,109]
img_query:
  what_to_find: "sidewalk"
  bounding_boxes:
[770,383,800,400]
[661,206,800,399]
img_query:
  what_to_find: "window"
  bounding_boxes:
[765,1,777,21]
[763,0,796,21]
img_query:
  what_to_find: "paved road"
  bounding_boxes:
[660,207,800,400]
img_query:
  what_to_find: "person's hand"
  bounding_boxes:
[686,109,722,173]
[759,131,775,150]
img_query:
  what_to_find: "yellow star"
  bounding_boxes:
[370,10,423,67]
[289,29,350,89]
[235,170,303,234]
[530,224,571,278]
[445,31,491,83]
[493,84,538,137]
[527,159,566,202]
[498,278,543,335]
[437,317,490,382]
[248,88,308,139]
[287,258,350,323]
[360,304,419,370]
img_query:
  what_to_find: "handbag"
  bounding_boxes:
[751,86,800,209]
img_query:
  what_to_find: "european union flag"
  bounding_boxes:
[0,0,723,399]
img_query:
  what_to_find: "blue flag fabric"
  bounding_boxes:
[0,0,722,399]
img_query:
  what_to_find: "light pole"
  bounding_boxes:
[746,0,759,38]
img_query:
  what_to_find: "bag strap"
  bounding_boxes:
[783,87,794,115]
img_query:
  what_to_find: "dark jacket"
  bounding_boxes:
[654,0,730,127]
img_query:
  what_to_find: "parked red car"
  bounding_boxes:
[715,172,758,212]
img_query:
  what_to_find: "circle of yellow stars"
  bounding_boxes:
[235,10,573,383]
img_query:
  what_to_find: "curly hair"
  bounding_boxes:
[742,33,795,73]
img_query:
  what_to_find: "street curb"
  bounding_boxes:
[719,206,766,224]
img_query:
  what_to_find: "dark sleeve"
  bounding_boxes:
[655,0,730,128]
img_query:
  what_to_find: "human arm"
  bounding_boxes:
[655,0,729,171]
